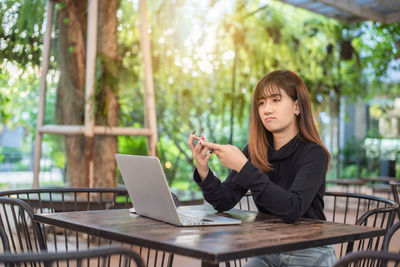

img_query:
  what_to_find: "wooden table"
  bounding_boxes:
[34,205,385,267]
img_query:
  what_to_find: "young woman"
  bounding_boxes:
[187,70,336,266]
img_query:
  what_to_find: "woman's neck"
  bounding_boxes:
[273,130,298,150]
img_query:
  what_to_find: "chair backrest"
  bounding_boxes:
[324,192,398,257]
[382,220,400,251]
[0,188,177,267]
[0,245,145,267]
[333,250,400,267]
[0,188,132,213]
[0,187,180,212]
[390,181,400,219]
[0,223,10,252]
[235,191,257,211]
[0,197,46,253]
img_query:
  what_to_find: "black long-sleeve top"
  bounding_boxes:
[193,135,328,224]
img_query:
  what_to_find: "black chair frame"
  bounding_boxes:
[324,192,398,255]
[226,191,398,267]
[0,196,46,253]
[0,245,145,267]
[0,188,179,267]
[382,220,400,251]
[333,250,400,267]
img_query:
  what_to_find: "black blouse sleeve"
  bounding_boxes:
[193,167,248,211]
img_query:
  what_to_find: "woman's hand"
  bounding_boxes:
[188,133,212,180]
[201,141,248,173]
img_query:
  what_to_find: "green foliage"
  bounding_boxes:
[0,147,22,163]
[340,136,382,178]
[94,53,121,123]
[0,62,40,132]
[118,134,148,156]
[0,90,11,123]
[0,0,46,67]
[359,22,400,78]
[113,0,400,187]
[0,148,4,163]
[116,133,147,184]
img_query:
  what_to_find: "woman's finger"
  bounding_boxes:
[199,145,209,159]
[194,139,203,154]
[188,132,197,152]
[200,140,221,150]
[204,150,213,161]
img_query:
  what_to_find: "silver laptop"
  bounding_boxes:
[115,154,241,226]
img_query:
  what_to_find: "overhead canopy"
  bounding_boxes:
[277,0,400,24]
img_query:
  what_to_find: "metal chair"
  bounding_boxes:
[0,223,10,251]
[333,250,400,267]
[0,245,145,267]
[0,188,179,267]
[0,197,46,253]
[235,191,257,211]
[333,221,400,267]
[324,192,398,258]
[382,220,400,251]
[389,180,400,219]
[226,191,398,267]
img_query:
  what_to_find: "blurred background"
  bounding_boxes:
[0,0,399,191]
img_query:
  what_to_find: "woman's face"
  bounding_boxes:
[257,88,299,135]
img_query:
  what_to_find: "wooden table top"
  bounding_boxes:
[34,205,385,264]
[390,180,400,186]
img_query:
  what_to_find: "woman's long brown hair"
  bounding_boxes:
[248,70,330,173]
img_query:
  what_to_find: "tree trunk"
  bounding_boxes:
[93,0,119,188]
[55,0,119,187]
[56,0,87,187]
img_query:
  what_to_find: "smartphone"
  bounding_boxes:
[192,139,199,146]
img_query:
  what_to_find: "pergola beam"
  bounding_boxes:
[385,12,400,24]
[277,0,361,24]
[139,0,158,156]
[318,0,386,22]
[33,0,54,188]
[367,0,400,12]
[279,0,400,24]
[84,0,98,187]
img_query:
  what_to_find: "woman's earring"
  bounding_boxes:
[295,112,299,116]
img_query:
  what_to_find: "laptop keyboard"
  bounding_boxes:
[177,212,212,225]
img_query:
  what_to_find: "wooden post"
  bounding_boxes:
[139,0,158,156]
[33,0,54,188]
[84,0,98,187]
